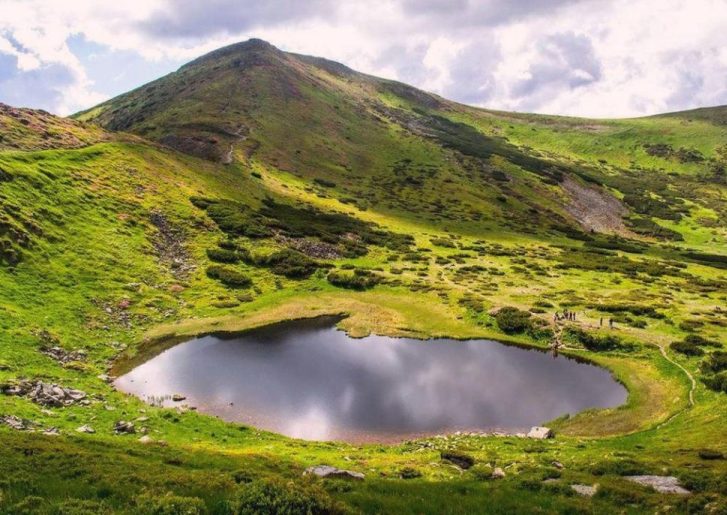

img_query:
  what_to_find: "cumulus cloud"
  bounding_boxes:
[0,0,725,117]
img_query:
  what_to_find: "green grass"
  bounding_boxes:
[1,40,726,513]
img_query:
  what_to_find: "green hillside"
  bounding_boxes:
[0,39,725,513]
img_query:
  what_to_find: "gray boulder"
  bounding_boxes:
[304,465,365,480]
[527,426,554,439]
[625,475,690,495]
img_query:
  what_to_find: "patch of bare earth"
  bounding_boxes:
[561,176,635,237]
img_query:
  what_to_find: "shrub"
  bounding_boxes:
[399,467,422,479]
[701,351,727,374]
[327,269,381,290]
[230,478,342,515]
[495,307,532,334]
[469,464,494,481]
[671,341,704,356]
[564,327,630,352]
[441,450,475,469]
[698,449,724,460]
[702,371,727,394]
[206,265,252,288]
[257,249,320,279]
[134,493,206,515]
[50,499,111,514]
[207,247,241,263]
[313,178,336,188]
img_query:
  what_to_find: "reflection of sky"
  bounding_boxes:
[116,318,627,441]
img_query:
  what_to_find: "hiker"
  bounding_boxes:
[599,317,603,327]
[609,318,614,329]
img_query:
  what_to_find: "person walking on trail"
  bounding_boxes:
[600,317,603,327]
[609,318,614,329]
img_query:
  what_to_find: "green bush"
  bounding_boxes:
[495,307,532,334]
[701,351,727,374]
[702,371,727,394]
[49,499,111,515]
[671,340,705,356]
[207,247,241,263]
[256,249,321,279]
[230,478,342,515]
[327,269,381,290]
[206,265,252,288]
[134,493,206,515]
[399,467,422,479]
[564,327,630,352]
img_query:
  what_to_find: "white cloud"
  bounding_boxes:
[0,0,725,117]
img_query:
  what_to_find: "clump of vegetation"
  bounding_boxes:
[255,249,322,279]
[586,303,665,319]
[230,478,342,515]
[564,327,631,352]
[206,265,252,288]
[399,467,422,479]
[313,177,336,188]
[430,237,456,248]
[495,307,532,334]
[440,450,475,469]
[192,197,413,257]
[671,334,721,356]
[134,493,206,514]
[207,247,243,263]
[327,269,381,290]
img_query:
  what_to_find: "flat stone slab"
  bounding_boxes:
[625,475,690,495]
[571,484,598,497]
[304,465,364,480]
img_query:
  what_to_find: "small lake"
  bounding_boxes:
[116,317,627,442]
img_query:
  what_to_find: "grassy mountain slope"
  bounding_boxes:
[0,40,725,513]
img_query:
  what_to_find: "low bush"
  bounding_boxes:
[207,247,241,263]
[495,307,532,334]
[327,269,381,290]
[134,493,206,515]
[399,467,422,479]
[230,478,343,515]
[206,265,252,288]
[256,249,321,279]
[701,351,727,374]
[671,340,705,356]
[702,371,727,394]
[564,327,631,352]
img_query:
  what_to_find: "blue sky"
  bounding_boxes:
[0,0,725,117]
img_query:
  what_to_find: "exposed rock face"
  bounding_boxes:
[571,484,598,497]
[491,467,506,479]
[304,465,365,480]
[625,475,691,495]
[76,425,95,434]
[1,380,87,407]
[527,426,554,439]
[149,211,194,279]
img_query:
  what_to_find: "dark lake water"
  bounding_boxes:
[116,317,627,442]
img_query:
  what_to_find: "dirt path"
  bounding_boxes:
[656,344,696,428]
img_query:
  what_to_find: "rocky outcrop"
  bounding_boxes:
[1,380,87,407]
[571,484,598,497]
[625,475,690,495]
[114,421,136,434]
[527,426,554,439]
[304,465,365,480]
[41,346,87,365]
[1,414,32,430]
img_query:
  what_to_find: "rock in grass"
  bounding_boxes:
[138,435,153,444]
[114,420,135,434]
[527,426,554,439]
[624,475,690,495]
[76,425,95,434]
[172,394,186,402]
[571,484,598,497]
[491,467,506,479]
[440,450,475,469]
[304,465,364,480]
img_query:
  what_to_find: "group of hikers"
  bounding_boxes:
[554,309,576,322]
[553,310,615,328]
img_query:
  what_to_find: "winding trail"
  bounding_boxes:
[655,343,696,429]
